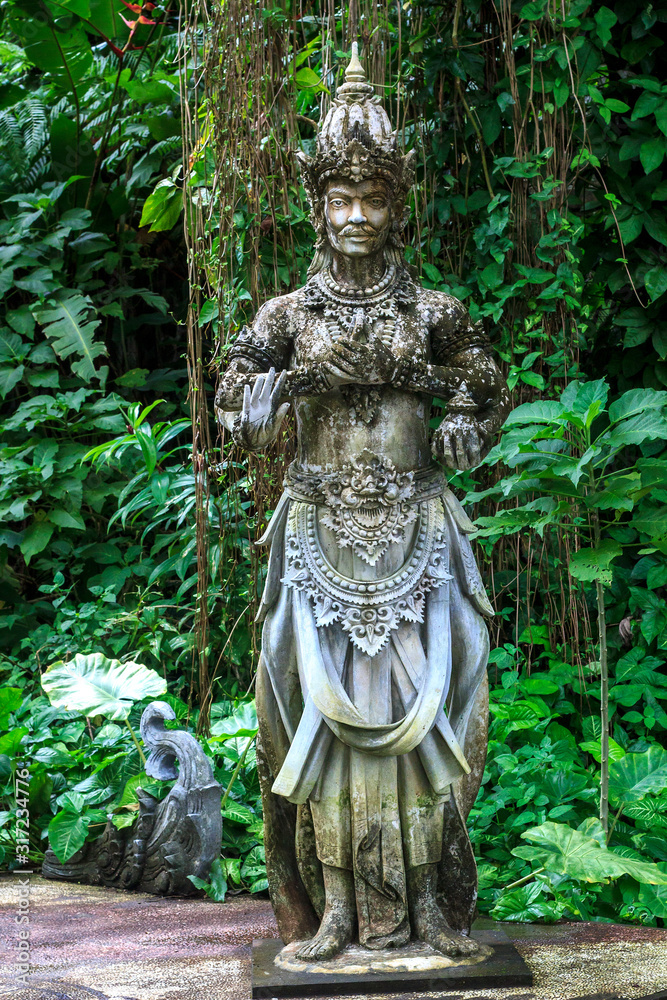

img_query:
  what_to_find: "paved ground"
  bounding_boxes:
[1,875,666,1000]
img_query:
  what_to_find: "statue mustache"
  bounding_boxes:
[338,224,377,236]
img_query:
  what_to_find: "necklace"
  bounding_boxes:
[316,266,399,348]
[320,264,397,301]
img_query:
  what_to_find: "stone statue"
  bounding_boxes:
[43,702,222,895]
[216,45,509,964]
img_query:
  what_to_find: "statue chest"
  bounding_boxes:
[293,305,430,367]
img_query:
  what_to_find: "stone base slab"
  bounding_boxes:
[252,929,533,998]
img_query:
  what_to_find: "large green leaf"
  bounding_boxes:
[514,821,667,884]
[87,0,125,38]
[188,858,228,902]
[603,410,667,448]
[609,746,667,803]
[210,701,258,738]
[0,728,28,756]
[638,873,667,919]
[33,294,106,382]
[607,388,667,423]
[568,540,622,585]
[490,881,560,922]
[0,688,22,729]
[632,506,667,539]
[48,809,90,863]
[560,379,608,421]
[504,400,566,426]
[222,801,256,825]
[139,179,182,233]
[13,16,93,90]
[42,653,167,720]
[20,521,54,564]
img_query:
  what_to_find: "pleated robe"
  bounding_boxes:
[255,483,492,948]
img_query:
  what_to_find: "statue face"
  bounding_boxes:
[324,179,392,257]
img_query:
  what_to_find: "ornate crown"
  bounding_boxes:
[297,44,415,228]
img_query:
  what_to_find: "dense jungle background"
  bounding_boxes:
[2,0,667,923]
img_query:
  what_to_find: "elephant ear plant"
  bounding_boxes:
[40,653,167,862]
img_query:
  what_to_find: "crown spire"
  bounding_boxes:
[344,42,366,84]
[295,42,416,228]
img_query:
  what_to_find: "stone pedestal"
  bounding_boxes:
[251,928,533,998]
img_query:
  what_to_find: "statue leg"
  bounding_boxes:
[407,862,480,957]
[295,863,356,960]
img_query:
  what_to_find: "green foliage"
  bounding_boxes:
[470,379,667,570]
[189,858,230,901]
[470,620,667,924]
[48,807,90,865]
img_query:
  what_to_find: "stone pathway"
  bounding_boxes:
[1,876,666,1000]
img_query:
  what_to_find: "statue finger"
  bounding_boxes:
[275,402,290,424]
[270,369,287,406]
[468,431,482,468]
[260,367,276,405]
[243,382,252,416]
[368,334,392,358]
[442,434,457,469]
[455,432,471,469]
[331,348,363,374]
[322,360,352,382]
[250,372,265,407]
[459,429,474,468]
[332,342,364,362]
[335,339,367,357]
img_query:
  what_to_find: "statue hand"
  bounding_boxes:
[329,336,397,385]
[432,412,485,471]
[232,368,290,450]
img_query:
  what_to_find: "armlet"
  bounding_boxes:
[227,326,283,371]
[437,326,491,360]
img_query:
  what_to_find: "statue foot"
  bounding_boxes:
[408,862,480,958]
[412,897,479,957]
[295,863,355,962]
[295,922,353,961]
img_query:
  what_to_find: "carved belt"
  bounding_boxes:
[284,457,444,507]
[283,454,443,565]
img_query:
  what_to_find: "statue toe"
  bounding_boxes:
[296,934,341,961]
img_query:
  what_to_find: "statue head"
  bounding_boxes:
[324,177,392,258]
[297,44,415,273]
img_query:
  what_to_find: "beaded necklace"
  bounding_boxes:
[321,263,396,300]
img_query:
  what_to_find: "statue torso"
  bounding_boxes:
[285,281,437,475]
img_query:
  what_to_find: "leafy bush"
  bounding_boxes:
[0,664,266,888]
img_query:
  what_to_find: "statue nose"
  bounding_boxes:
[349,202,366,224]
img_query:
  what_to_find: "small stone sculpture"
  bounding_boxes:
[216,45,509,963]
[42,701,222,895]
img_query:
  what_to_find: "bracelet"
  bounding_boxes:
[447,390,479,414]
[286,364,332,396]
[230,411,245,447]
[227,327,282,372]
